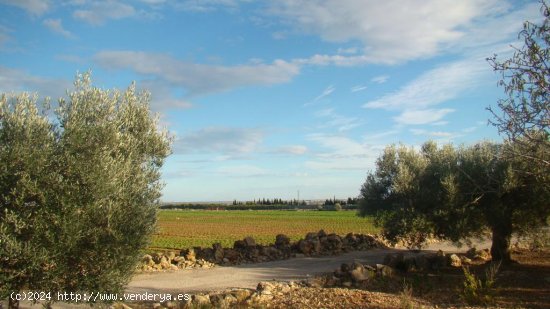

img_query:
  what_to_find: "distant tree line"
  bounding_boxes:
[232,198,306,206]
[160,197,360,211]
[323,197,358,206]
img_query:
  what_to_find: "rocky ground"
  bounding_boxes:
[5,232,548,308]
[116,246,550,309]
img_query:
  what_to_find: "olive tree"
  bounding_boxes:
[359,141,549,262]
[0,73,171,308]
[487,0,549,171]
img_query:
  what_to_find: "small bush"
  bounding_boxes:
[399,281,416,309]
[460,262,500,305]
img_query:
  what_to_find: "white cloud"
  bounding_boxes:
[269,0,500,64]
[350,85,367,92]
[140,0,166,4]
[0,25,12,48]
[450,2,542,56]
[364,60,486,111]
[272,145,308,155]
[0,66,71,99]
[314,107,363,132]
[175,127,264,154]
[308,134,366,157]
[139,79,193,111]
[337,47,358,55]
[271,31,287,40]
[0,0,50,16]
[217,165,268,177]
[394,108,455,125]
[431,121,449,126]
[305,133,382,170]
[371,75,389,84]
[305,85,335,106]
[314,108,334,117]
[294,54,373,66]
[172,0,239,12]
[73,1,136,25]
[94,50,300,96]
[410,126,479,142]
[43,18,74,38]
[410,129,454,137]
[462,126,477,133]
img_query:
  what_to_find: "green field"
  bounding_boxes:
[151,210,378,250]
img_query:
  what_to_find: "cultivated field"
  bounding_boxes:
[150,210,378,250]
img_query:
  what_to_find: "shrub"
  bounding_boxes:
[460,262,500,305]
[0,73,171,308]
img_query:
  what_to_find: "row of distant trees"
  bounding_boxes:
[228,197,358,206]
[324,197,358,206]
[232,198,306,206]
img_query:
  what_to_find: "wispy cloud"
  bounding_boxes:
[139,79,193,111]
[0,25,13,48]
[43,18,75,39]
[172,0,239,12]
[271,145,308,155]
[363,130,400,142]
[314,108,363,132]
[269,0,500,64]
[0,0,50,16]
[364,60,485,110]
[73,1,136,25]
[337,47,358,55]
[174,127,264,155]
[431,121,449,126]
[363,58,488,125]
[410,128,454,137]
[217,164,268,177]
[94,50,300,96]
[0,66,71,99]
[305,85,335,106]
[350,85,367,93]
[294,54,373,67]
[305,133,382,170]
[371,75,389,84]
[394,108,455,125]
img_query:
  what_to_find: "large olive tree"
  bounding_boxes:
[359,141,548,262]
[487,0,549,172]
[0,73,171,308]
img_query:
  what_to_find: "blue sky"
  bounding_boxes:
[0,0,542,202]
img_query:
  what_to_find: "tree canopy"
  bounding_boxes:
[487,0,549,171]
[0,73,171,307]
[358,141,549,262]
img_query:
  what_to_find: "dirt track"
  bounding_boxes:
[126,239,491,295]
[3,240,491,308]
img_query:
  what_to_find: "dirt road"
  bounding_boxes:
[126,240,490,295]
[3,240,491,308]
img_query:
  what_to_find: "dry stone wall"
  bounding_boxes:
[138,230,387,271]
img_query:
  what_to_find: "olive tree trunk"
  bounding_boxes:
[490,225,512,262]
[8,296,19,309]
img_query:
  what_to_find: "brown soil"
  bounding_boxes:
[6,248,548,308]
[263,248,550,309]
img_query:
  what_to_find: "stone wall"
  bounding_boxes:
[139,230,387,271]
